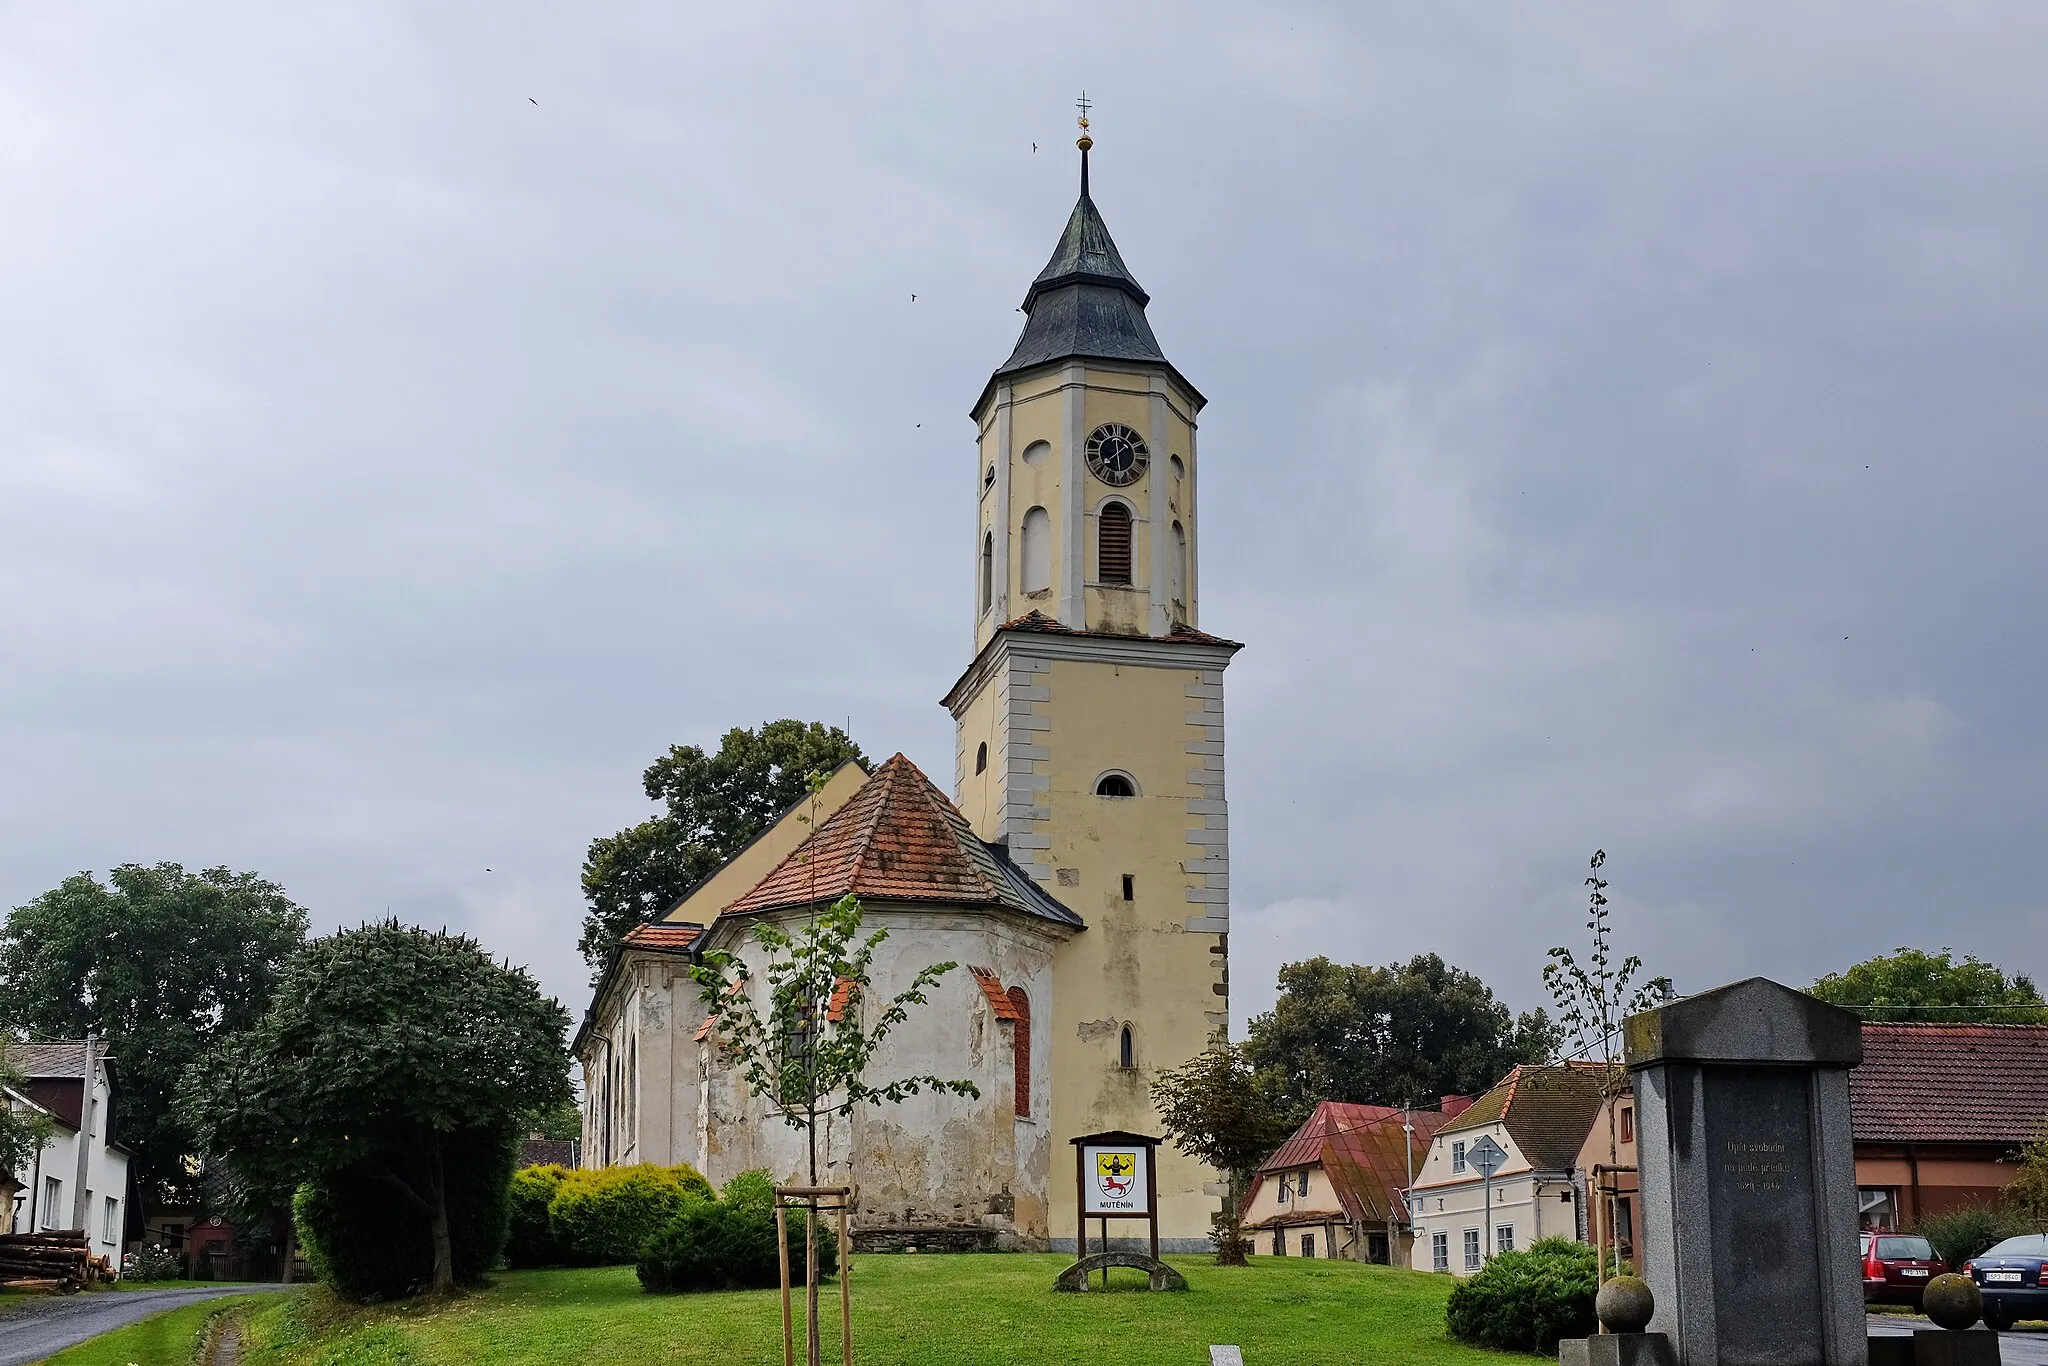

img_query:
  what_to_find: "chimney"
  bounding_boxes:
[1439,1094,1472,1118]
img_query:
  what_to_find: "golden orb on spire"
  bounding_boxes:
[1076,90,1094,152]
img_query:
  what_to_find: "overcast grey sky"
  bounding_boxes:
[5,3,2045,1031]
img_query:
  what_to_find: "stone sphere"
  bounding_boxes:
[1922,1273,1983,1331]
[1596,1275,1655,1334]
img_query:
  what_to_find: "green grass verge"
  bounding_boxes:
[38,1294,269,1366]
[237,1257,1524,1366]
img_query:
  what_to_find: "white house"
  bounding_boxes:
[3,1041,131,1263]
[1407,1061,1637,1277]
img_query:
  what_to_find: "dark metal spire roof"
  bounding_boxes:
[974,140,1203,417]
[995,191,1167,380]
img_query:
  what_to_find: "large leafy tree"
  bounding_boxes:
[1244,954,1557,1115]
[1810,947,2048,1023]
[580,719,867,974]
[1151,1045,1295,1266]
[180,921,571,1295]
[0,863,309,1222]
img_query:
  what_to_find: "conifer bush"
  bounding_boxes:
[1445,1237,1598,1354]
[636,1170,835,1293]
[505,1163,570,1269]
[545,1162,713,1266]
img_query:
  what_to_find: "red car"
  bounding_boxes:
[1861,1232,1947,1307]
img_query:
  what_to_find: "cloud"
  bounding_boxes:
[2,2,2044,1037]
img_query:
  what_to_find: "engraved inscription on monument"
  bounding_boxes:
[1703,1068,1822,1366]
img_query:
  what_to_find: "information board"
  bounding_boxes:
[1080,1142,1151,1215]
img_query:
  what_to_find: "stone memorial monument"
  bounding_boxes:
[1623,977,1866,1366]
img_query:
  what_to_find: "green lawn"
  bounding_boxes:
[235,1257,1524,1366]
[39,1294,270,1366]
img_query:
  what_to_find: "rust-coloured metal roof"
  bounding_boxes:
[719,753,1082,927]
[969,967,1022,1021]
[1247,1101,1452,1225]
[1851,1022,2048,1146]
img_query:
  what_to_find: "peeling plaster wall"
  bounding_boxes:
[690,903,1066,1248]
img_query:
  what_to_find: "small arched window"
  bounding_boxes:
[980,531,994,615]
[1171,454,1185,481]
[983,464,996,492]
[1009,987,1032,1117]
[975,741,988,775]
[1098,502,1133,585]
[1020,507,1052,594]
[1119,1025,1134,1070]
[1095,773,1136,798]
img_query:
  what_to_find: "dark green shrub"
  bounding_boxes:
[547,1162,713,1266]
[1918,1204,2032,1269]
[294,1125,518,1301]
[506,1164,570,1269]
[720,1169,777,1214]
[636,1197,836,1292]
[1446,1237,1598,1354]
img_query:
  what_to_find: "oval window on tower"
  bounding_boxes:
[1022,440,1051,467]
[1020,507,1052,594]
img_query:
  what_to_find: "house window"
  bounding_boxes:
[1298,1170,1312,1198]
[1432,1231,1449,1272]
[1301,1233,1317,1259]
[1615,1197,1634,1247]
[1121,874,1134,901]
[1119,1025,1134,1070]
[975,742,988,775]
[1020,507,1052,594]
[1496,1224,1514,1255]
[1463,1228,1482,1271]
[104,1197,120,1244]
[1620,1105,1634,1144]
[1452,1141,1467,1174]
[980,531,994,614]
[1273,1230,1286,1256]
[1277,1177,1290,1204]
[1009,987,1032,1118]
[41,1178,61,1229]
[1098,502,1133,584]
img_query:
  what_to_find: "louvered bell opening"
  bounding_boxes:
[1098,503,1133,585]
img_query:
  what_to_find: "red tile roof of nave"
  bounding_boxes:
[1851,1022,2048,1146]
[717,753,1082,927]
[970,967,1022,1021]
[620,923,704,952]
[996,609,1241,650]
[1249,1101,1452,1225]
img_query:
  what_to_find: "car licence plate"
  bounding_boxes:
[1901,1269,1929,1277]
[1987,1272,2024,1283]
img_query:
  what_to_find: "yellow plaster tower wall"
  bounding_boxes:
[949,149,1236,1250]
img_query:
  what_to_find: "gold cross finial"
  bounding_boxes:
[1075,90,1094,166]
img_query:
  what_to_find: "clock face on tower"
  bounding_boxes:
[1085,423,1149,487]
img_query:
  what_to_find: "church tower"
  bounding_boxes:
[942,115,1238,1250]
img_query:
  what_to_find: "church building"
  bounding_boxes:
[575,123,1240,1252]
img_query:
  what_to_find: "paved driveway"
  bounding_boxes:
[1869,1313,2048,1366]
[0,1285,274,1366]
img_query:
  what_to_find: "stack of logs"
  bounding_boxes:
[0,1230,114,1292]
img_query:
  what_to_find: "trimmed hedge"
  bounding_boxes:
[1445,1237,1598,1354]
[637,1172,836,1293]
[546,1162,714,1266]
[506,1164,570,1269]
[294,1125,518,1301]
[1918,1204,2032,1269]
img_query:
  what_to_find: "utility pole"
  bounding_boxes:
[71,1035,96,1233]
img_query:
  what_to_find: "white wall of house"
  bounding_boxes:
[1405,1118,1581,1276]
[4,1071,130,1261]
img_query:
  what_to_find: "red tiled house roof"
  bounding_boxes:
[620,923,705,952]
[1438,1062,1612,1172]
[1851,1022,2048,1146]
[719,753,1082,928]
[1247,1101,1453,1225]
